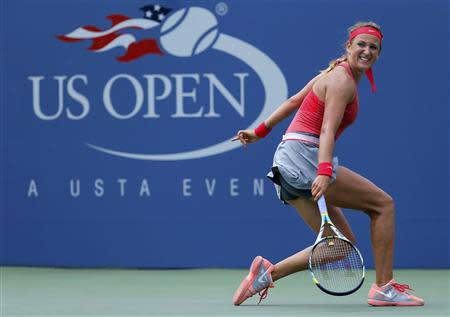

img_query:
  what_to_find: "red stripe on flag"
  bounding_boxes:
[88,33,120,51]
[83,25,102,32]
[56,35,83,42]
[57,25,102,42]
[107,14,130,26]
[117,39,163,62]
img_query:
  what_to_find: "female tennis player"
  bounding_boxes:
[232,22,425,307]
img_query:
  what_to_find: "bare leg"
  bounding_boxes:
[272,166,394,286]
[325,166,395,286]
[271,198,355,282]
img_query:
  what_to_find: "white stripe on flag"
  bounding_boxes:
[94,34,136,52]
[65,19,159,39]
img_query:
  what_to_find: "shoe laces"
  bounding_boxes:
[257,287,269,305]
[392,283,414,293]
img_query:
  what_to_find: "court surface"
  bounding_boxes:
[1,267,449,317]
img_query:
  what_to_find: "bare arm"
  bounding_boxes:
[312,68,355,200]
[234,73,324,145]
[264,73,324,128]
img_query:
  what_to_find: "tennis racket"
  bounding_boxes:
[308,195,365,296]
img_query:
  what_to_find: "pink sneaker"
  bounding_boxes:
[367,279,425,306]
[232,256,274,305]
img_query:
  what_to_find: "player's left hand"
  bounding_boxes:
[311,175,331,201]
[231,129,260,147]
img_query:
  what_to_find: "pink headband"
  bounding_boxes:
[349,26,383,43]
[348,26,383,93]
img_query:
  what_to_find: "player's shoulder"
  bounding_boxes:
[326,66,355,93]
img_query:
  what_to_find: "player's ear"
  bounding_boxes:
[345,40,352,55]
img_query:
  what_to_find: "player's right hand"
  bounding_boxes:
[311,175,332,201]
[232,130,260,147]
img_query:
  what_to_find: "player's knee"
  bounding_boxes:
[369,192,395,217]
[385,194,395,211]
[381,193,395,215]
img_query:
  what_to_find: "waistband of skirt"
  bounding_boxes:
[281,132,320,146]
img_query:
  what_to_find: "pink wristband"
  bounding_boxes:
[317,162,333,177]
[254,122,271,138]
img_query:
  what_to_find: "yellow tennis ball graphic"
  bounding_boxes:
[160,7,219,57]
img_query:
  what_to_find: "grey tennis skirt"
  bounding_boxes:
[267,132,339,203]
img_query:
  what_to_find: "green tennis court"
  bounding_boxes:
[1,267,448,317]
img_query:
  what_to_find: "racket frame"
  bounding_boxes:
[308,196,365,296]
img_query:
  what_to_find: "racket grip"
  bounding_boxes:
[317,196,327,213]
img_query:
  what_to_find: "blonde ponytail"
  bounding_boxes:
[320,55,347,74]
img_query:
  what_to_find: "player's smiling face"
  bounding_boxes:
[346,34,381,72]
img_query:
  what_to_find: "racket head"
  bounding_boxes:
[309,236,365,296]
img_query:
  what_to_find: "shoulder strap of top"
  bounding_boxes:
[337,61,356,82]
[336,61,358,103]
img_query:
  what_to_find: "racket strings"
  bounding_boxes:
[310,237,364,293]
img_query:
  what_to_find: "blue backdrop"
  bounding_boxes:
[1,0,449,268]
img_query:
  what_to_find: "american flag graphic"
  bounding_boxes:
[57,5,172,62]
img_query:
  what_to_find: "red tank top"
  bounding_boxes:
[286,62,358,140]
